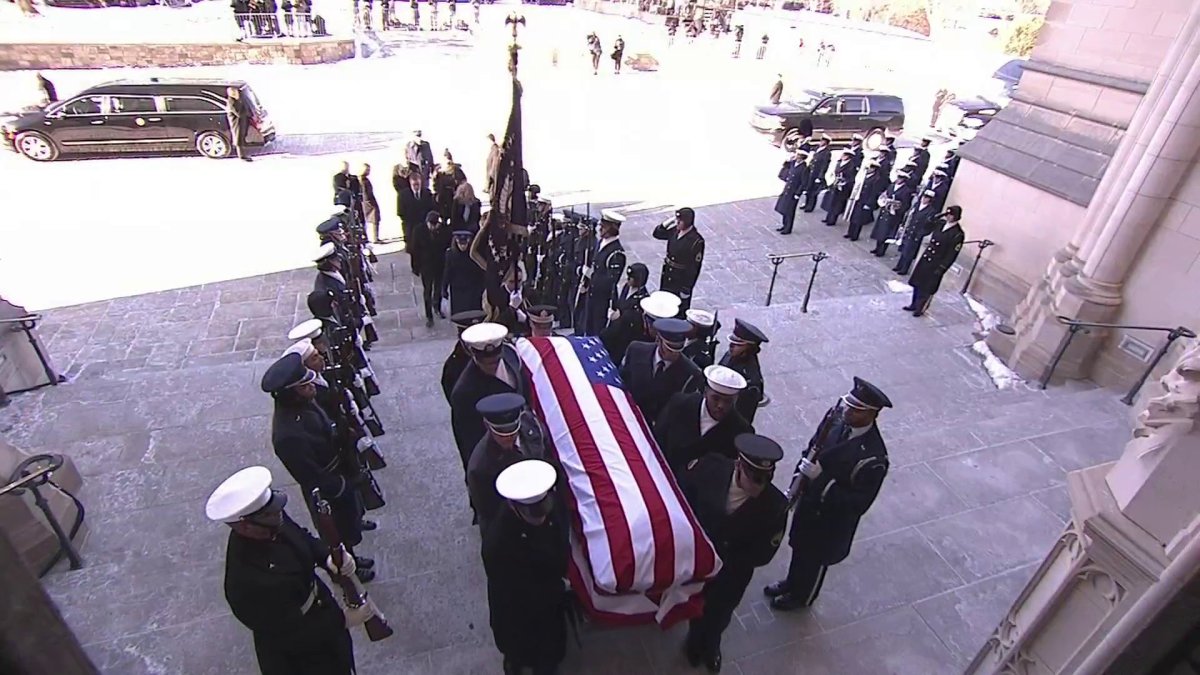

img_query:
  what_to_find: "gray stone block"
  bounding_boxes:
[855,464,968,540]
[929,439,1066,508]
[919,496,1064,582]
[913,564,1038,663]
[1027,422,1128,472]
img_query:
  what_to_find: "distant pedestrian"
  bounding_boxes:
[224,87,252,161]
[612,36,625,74]
[931,88,953,128]
[588,32,602,75]
[485,133,501,193]
[36,73,57,105]
[411,0,420,28]
[732,24,743,57]
[473,0,480,24]
[756,33,768,59]
[360,163,382,243]
[768,74,783,105]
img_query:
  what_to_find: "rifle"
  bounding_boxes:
[705,308,721,366]
[326,337,384,437]
[785,400,842,511]
[311,489,394,641]
[574,207,596,317]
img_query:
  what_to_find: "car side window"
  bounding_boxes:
[61,96,105,116]
[163,97,224,113]
[813,99,835,115]
[838,97,867,114]
[111,96,158,114]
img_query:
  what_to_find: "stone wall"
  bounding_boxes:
[0,38,354,70]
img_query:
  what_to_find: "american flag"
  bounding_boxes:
[515,336,721,626]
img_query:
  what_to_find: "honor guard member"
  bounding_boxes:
[719,319,768,424]
[870,169,916,257]
[846,133,864,173]
[679,434,787,673]
[467,392,549,528]
[801,135,833,213]
[822,150,857,226]
[621,318,704,426]
[302,293,383,401]
[262,353,375,582]
[878,134,898,177]
[483,460,570,675]
[774,148,809,235]
[451,322,527,472]
[906,205,964,317]
[911,137,932,181]
[682,309,718,369]
[442,309,487,403]
[600,262,651,363]
[652,207,706,312]
[208,467,358,675]
[638,290,682,342]
[313,243,354,329]
[527,305,559,337]
[925,168,951,213]
[893,190,941,276]
[579,209,627,336]
[765,377,891,610]
[846,161,886,242]
[656,364,753,474]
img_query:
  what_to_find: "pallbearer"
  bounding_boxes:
[527,305,560,337]
[442,309,487,403]
[450,322,527,472]
[655,364,753,474]
[619,317,703,425]
[682,308,718,369]
[466,392,548,528]
[678,434,787,673]
[718,319,769,425]
[207,466,357,675]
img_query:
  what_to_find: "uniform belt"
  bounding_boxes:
[664,259,686,270]
[300,584,318,615]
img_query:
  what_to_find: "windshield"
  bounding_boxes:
[785,90,825,110]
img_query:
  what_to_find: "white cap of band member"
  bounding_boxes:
[640,290,681,320]
[314,242,337,263]
[288,318,324,342]
[495,459,557,504]
[461,322,508,353]
[685,309,715,328]
[704,364,747,395]
[600,209,626,224]
[282,338,317,360]
[205,466,286,523]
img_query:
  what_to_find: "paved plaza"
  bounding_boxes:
[0,197,1133,674]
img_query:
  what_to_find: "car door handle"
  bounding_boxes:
[147,117,162,122]
[91,120,105,125]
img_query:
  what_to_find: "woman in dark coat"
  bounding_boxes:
[392,163,412,223]
[452,180,482,234]
[411,212,452,327]
[443,230,486,315]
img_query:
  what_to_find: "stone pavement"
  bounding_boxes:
[0,197,1132,674]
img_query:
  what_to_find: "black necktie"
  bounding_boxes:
[654,361,666,378]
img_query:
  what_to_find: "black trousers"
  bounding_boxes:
[895,237,923,274]
[910,287,934,314]
[802,185,822,212]
[253,593,355,675]
[687,565,753,660]
[779,199,798,234]
[783,544,829,607]
[846,212,872,240]
[823,191,849,225]
[421,271,444,319]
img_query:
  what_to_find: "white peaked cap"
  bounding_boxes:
[704,364,748,395]
[495,459,557,504]
[640,291,681,319]
[461,322,509,349]
[206,466,275,523]
[288,318,324,341]
[685,309,715,327]
[314,242,337,262]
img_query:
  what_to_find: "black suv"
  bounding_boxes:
[3,78,275,162]
[750,89,905,150]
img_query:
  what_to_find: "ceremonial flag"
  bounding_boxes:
[474,76,528,314]
[515,336,722,627]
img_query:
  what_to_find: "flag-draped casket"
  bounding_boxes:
[514,336,722,627]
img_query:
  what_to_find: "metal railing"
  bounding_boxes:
[1039,316,1196,404]
[764,251,829,312]
[0,313,63,398]
[961,239,995,295]
[233,12,325,38]
[0,455,86,574]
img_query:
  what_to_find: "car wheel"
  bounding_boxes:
[782,129,802,151]
[14,131,58,162]
[196,131,231,159]
[864,128,886,152]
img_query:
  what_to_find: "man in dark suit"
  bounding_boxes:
[600,263,650,364]
[620,318,703,425]
[719,319,768,425]
[774,149,809,235]
[893,190,941,276]
[822,151,857,227]
[400,171,436,271]
[801,136,833,213]
[765,377,891,611]
[450,322,527,472]
[442,310,487,404]
[405,130,435,184]
[679,434,787,673]
[579,210,627,336]
[846,162,886,241]
[870,171,916,256]
[907,205,965,317]
[655,364,753,473]
[652,207,705,312]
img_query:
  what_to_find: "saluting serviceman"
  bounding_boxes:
[719,319,768,425]
[579,209,627,336]
[682,308,718,369]
[600,262,650,362]
[207,466,358,675]
[483,460,570,675]
[442,310,487,403]
[893,190,941,276]
[679,434,787,673]
[450,322,527,472]
[467,393,549,528]
[906,205,965,317]
[910,137,932,183]
[652,207,705,312]
[655,364,753,474]
[765,377,891,611]
[774,148,809,236]
[801,135,833,213]
[620,318,704,425]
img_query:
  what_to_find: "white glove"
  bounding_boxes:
[509,289,523,309]
[608,309,620,322]
[798,457,822,480]
[581,265,594,279]
[343,602,373,627]
[326,548,357,577]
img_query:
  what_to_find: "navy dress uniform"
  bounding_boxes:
[580,209,628,337]
[870,171,916,256]
[846,162,886,241]
[635,291,682,344]
[443,230,487,315]
[482,460,570,675]
[208,466,357,675]
[765,378,891,610]
[599,264,652,363]
[526,305,561,337]
[907,206,965,317]
[801,137,833,213]
[679,435,787,673]
[822,151,857,226]
[466,393,550,529]
[262,354,372,578]
[893,191,941,276]
[620,318,704,425]
[774,150,809,235]
[450,322,528,471]
[442,310,487,403]
[655,364,754,475]
[652,207,706,312]
[313,243,354,328]
[681,308,718,369]
[718,319,768,425]
[910,138,932,181]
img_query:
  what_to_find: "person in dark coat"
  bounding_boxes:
[679,435,787,673]
[208,467,357,675]
[924,168,951,214]
[360,163,382,243]
[261,353,374,582]
[482,460,570,675]
[313,244,357,330]
[719,319,768,425]
[846,162,886,241]
[451,322,527,472]
[877,135,898,177]
[452,180,482,234]
[612,35,626,74]
[36,73,57,104]
[411,212,452,328]
[443,230,485,315]
[400,172,437,270]
[681,308,718,370]
[225,86,253,161]
[893,190,941,275]
[652,207,705,312]
[846,133,864,174]
[579,210,627,336]
[765,377,891,611]
[801,136,832,213]
[392,163,412,227]
[910,137,932,183]
[466,393,550,529]
[333,161,351,200]
[405,130,435,184]
[442,310,487,403]
[600,263,651,364]
[944,149,962,180]
[869,171,916,256]
[768,74,783,104]
[433,157,460,223]
[774,149,809,235]
[906,205,965,317]
[620,318,703,425]
[655,364,753,474]
[822,151,857,227]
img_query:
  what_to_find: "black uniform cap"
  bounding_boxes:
[849,376,893,410]
[307,289,336,319]
[675,207,696,224]
[316,216,344,235]
[729,318,769,345]
[260,353,314,394]
[528,305,556,325]
[626,262,649,286]
[450,309,487,329]
[334,188,354,208]
[734,433,784,470]
[452,229,474,238]
[653,318,692,344]
[476,392,526,433]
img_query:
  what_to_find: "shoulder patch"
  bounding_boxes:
[686,459,699,471]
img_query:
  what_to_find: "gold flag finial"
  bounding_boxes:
[505,12,525,76]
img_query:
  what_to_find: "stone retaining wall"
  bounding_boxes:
[0,38,354,70]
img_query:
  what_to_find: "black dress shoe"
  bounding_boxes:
[355,568,376,583]
[360,519,378,531]
[912,311,925,317]
[779,229,792,235]
[704,650,722,673]
[354,555,375,569]
[763,580,789,598]
[769,593,808,611]
[901,305,915,311]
